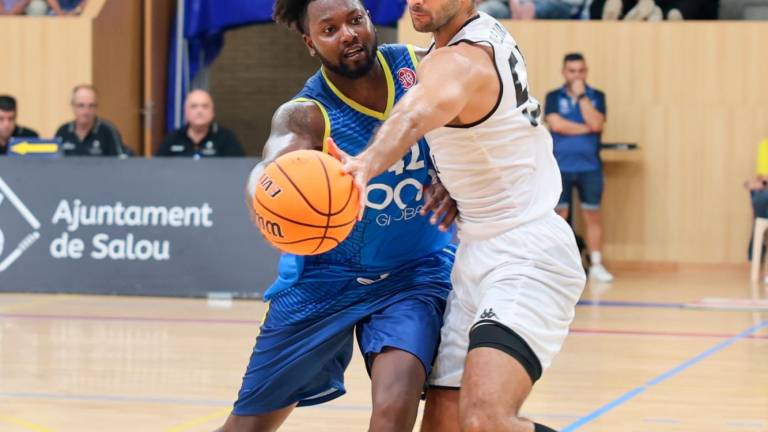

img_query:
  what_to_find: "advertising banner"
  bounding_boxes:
[0,158,279,297]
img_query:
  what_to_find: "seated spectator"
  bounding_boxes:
[0,95,38,156]
[659,0,719,19]
[25,0,47,15]
[476,0,512,18]
[510,0,584,19]
[476,0,582,19]
[55,84,128,157]
[1,0,31,15]
[47,0,86,15]
[156,89,244,158]
[594,0,718,20]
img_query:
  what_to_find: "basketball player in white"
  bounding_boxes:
[329,0,587,430]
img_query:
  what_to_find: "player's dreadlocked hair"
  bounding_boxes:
[273,0,316,34]
[273,0,365,34]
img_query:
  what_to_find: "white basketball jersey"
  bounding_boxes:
[425,12,562,240]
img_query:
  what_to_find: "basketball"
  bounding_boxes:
[251,149,360,255]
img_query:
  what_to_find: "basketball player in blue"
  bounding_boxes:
[216,1,456,431]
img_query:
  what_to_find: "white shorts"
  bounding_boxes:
[429,212,586,387]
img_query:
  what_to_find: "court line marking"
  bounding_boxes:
[570,328,768,340]
[0,298,759,321]
[0,414,53,432]
[577,300,684,308]
[0,312,261,325]
[0,391,232,406]
[562,320,768,431]
[726,420,768,428]
[164,407,230,432]
[0,295,78,314]
[3,312,767,340]
[0,391,581,420]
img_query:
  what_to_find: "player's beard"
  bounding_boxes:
[318,37,379,80]
[411,0,460,33]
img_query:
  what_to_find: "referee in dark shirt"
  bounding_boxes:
[54,85,128,157]
[0,95,39,156]
[156,89,244,158]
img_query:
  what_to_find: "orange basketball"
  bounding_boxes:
[252,149,360,255]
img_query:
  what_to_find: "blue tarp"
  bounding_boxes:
[167,0,407,132]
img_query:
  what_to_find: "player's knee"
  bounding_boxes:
[372,396,405,416]
[460,411,531,432]
[371,391,416,422]
[459,410,503,432]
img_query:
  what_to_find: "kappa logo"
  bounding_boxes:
[0,177,41,273]
[479,308,498,320]
[397,67,417,90]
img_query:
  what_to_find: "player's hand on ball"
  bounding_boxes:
[327,137,369,221]
[421,180,458,232]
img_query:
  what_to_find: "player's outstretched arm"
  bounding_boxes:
[363,45,486,175]
[246,101,325,201]
[335,45,490,212]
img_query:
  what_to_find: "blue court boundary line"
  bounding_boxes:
[562,320,768,432]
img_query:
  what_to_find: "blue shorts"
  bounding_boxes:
[232,246,455,416]
[557,170,604,211]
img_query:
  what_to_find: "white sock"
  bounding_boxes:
[590,251,602,266]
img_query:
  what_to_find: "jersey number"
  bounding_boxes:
[507,46,539,127]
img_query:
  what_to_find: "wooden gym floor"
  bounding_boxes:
[1,268,766,431]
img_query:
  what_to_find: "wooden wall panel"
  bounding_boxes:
[0,18,92,137]
[143,0,175,156]
[0,0,142,153]
[92,0,142,154]
[400,20,768,264]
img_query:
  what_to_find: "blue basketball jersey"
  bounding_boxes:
[265,44,453,299]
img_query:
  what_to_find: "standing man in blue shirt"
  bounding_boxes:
[545,52,613,282]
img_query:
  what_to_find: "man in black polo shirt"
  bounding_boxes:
[54,84,128,157]
[0,95,39,156]
[156,89,244,158]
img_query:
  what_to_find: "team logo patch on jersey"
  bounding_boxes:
[397,68,417,89]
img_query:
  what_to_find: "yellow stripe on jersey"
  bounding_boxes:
[291,97,331,152]
[407,44,420,68]
[258,301,271,333]
[320,50,395,120]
